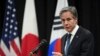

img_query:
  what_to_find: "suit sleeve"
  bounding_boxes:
[80,33,94,56]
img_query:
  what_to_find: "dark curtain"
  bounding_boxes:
[0,0,100,56]
[0,0,5,40]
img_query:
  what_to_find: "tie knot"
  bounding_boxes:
[67,33,71,39]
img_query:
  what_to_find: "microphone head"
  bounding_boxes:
[29,39,48,55]
[41,39,47,44]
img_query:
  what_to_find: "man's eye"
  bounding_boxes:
[62,19,65,22]
[67,18,71,21]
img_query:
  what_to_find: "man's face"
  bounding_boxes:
[60,11,77,32]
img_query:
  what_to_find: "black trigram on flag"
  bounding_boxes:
[53,16,64,30]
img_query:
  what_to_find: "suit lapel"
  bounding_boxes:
[68,27,82,52]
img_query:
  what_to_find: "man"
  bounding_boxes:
[52,6,94,56]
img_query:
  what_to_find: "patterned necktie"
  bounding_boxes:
[64,33,71,56]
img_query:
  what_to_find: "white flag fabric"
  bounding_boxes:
[48,0,68,56]
[21,0,40,56]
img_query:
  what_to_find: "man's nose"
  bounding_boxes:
[65,21,68,25]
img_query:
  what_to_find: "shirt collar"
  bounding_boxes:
[69,25,79,36]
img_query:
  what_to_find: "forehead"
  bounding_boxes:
[60,11,74,17]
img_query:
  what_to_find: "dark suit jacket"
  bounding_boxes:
[61,26,94,56]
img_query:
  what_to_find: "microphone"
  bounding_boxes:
[30,39,47,56]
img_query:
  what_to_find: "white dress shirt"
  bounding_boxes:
[64,25,79,54]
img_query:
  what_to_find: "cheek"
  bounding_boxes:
[62,21,66,25]
[72,20,77,24]
[61,22,64,25]
[69,21,76,27]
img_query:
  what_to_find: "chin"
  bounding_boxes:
[66,29,72,32]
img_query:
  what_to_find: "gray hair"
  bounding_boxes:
[60,6,78,19]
